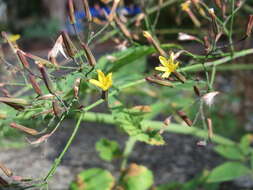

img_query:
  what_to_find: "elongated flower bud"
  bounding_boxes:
[82,0,92,22]
[177,110,193,126]
[38,64,55,94]
[114,16,132,40]
[74,78,81,98]
[81,42,96,66]
[61,31,77,58]
[17,50,29,69]
[10,123,39,136]
[143,31,167,57]
[146,76,174,87]
[0,162,13,177]
[68,0,76,24]
[207,118,213,139]
[193,85,201,96]
[246,15,253,37]
[52,100,63,118]
[28,74,42,96]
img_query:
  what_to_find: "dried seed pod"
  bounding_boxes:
[177,110,193,127]
[81,43,96,67]
[196,140,207,147]
[82,0,92,22]
[131,105,151,113]
[38,64,55,94]
[10,123,39,136]
[17,50,29,69]
[26,133,51,145]
[0,176,8,186]
[36,94,55,100]
[0,162,13,177]
[246,15,253,37]
[28,74,42,96]
[0,88,11,97]
[52,100,63,118]
[143,31,167,57]
[74,78,81,98]
[146,76,174,87]
[214,0,222,9]
[61,31,77,58]
[31,109,54,119]
[68,0,76,24]
[0,97,28,105]
[207,118,213,139]
[193,85,201,96]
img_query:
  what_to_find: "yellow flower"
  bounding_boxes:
[89,70,113,91]
[7,34,21,42]
[155,53,179,78]
[181,1,191,12]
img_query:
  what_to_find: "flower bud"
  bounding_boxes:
[68,0,76,24]
[10,122,39,136]
[28,74,42,96]
[177,110,193,126]
[81,42,96,67]
[246,15,253,37]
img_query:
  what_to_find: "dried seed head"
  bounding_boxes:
[246,15,253,37]
[17,50,30,69]
[38,64,55,94]
[177,110,193,127]
[207,118,213,139]
[61,31,77,58]
[82,0,92,22]
[10,122,39,136]
[202,91,219,106]
[0,162,13,177]
[68,0,76,24]
[81,42,96,66]
[146,76,174,87]
[28,74,42,96]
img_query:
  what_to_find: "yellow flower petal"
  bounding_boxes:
[97,70,106,83]
[89,79,104,89]
[8,34,21,42]
[158,56,168,67]
[162,72,171,78]
[155,66,168,72]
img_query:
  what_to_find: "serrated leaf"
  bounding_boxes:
[95,138,121,161]
[207,162,251,183]
[70,168,115,190]
[214,145,244,160]
[120,163,154,190]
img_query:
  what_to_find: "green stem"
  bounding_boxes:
[121,137,136,170]
[229,0,235,53]
[80,111,235,146]
[43,113,84,181]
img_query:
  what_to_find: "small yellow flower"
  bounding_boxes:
[89,70,113,91]
[181,1,191,12]
[7,34,21,42]
[155,53,179,78]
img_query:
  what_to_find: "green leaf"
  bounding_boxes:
[70,168,115,190]
[214,145,244,160]
[95,138,121,161]
[239,134,252,156]
[111,104,165,145]
[120,164,154,190]
[207,162,251,183]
